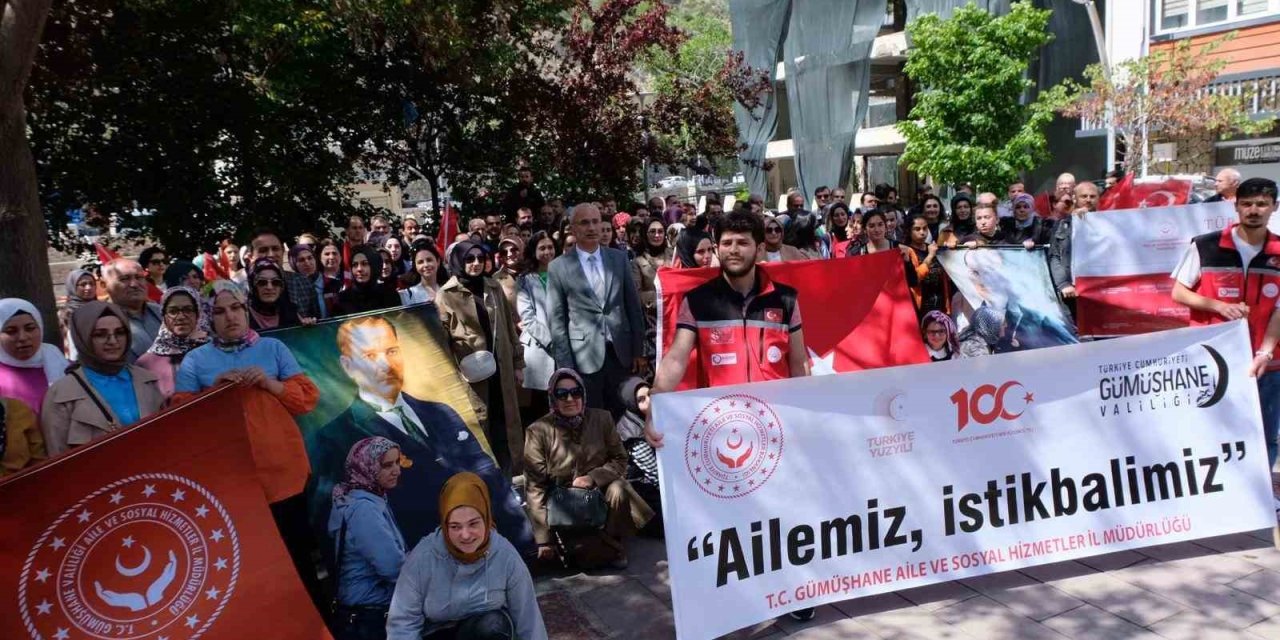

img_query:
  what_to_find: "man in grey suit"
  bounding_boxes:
[547,203,649,417]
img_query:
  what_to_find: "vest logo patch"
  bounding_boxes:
[766,346,783,364]
[710,352,738,366]
[1218,287,1241,299]
[763,308,783,323]
[1265,283,1280,299]
[708,328,735,345]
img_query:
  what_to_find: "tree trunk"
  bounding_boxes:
[1,0,58,343]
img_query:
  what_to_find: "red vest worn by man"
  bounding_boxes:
[676,268,801,388]
[1188,224,1280,371]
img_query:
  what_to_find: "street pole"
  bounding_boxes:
[1074,0,1117,175]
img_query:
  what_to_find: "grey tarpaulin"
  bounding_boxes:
[730,0,792,198]
[782,0,886,202]
[905,0,1011,23]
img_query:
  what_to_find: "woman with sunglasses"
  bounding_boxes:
[135,287,209,398]
[246,258,302,331]
[631,219,671,328]
[524,368,653,569]
[492,236,525,318]
[42,301,165,455]
[759,217,806,263]
[436,240,525,475]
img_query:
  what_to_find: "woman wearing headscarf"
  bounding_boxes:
[59,269,98,358]
[938,194,976,248]
[436,240,525,475]
[41,302,164,455]
[615,377,660,532]
[1000,192,1054,248]
[387,472,547,640]
[674,230,714,269]
[245,258,302,331]
[401,241,445,306]
[523,369,654,569]
[330,437,407,640]
[292,243,339,319]
[172,281,320,597]
[136,287,209,398]
[516,232,557,427]
[491,236,524,317]
[920,310,959,362]
[337,246,402,315]
[631,218,670,338]
[1,298,71,418]
[163,261,203,291]
[826,202,854,258]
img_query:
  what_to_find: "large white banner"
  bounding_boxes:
[653,321,1273,640]
[1071,201,1235,335]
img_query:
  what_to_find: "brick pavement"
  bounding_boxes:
[534,528,1280,639]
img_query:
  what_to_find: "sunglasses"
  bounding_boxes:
[766,226,782,233]
[464,254,486,264]
[254,278,284,288]
[552,386,585,401]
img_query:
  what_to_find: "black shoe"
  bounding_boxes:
[788,608,816,622]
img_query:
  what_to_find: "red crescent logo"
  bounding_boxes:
[999,381,1027,420]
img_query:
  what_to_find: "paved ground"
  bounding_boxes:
[533,528,1280,639]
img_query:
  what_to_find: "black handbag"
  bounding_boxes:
[546,485,608,530]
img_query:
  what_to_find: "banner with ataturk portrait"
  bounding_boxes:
[267,304,533,554]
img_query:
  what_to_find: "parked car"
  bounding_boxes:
[657,176,690,189]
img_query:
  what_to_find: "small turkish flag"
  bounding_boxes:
[657,252,928,390]
[0,386,331,640]
[1099,173,1193,210]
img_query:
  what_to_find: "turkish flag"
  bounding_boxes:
[94,242,121,265]
[1099,173,1193,210]
[436,205,459,249]
[0,386,331,640]
[204,252,229,282]
[656,252,929,390]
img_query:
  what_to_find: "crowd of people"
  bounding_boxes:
[0,164,1269,638]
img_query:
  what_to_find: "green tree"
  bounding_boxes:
[897,1,1069,193]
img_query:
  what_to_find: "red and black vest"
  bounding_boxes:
[1189,225,1280,370]
[678,270,800,387]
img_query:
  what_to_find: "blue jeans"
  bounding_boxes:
[1258,371,1280,469]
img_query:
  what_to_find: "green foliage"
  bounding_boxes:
[897,1,1069,193]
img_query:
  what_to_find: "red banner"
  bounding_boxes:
[657,252,928,390]
[0,387,330,640]
[1098,174,1193,211]
[1075,274,1189,335]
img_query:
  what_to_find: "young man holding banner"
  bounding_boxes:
[645,209,816,620]
[1171,178,1280,486]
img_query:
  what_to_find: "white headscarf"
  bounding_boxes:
[0,298,70,385]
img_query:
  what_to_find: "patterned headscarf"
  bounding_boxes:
[205,281,260,352]
[148,287,210,357]
[63,269,97,312]
[332,436,400,504]
[547,367,587,435]
[920,310,959,355]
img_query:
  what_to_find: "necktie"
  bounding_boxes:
[393,405,431,446]
[588,255,605,301]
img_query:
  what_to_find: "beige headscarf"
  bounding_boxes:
[438,472,492,564]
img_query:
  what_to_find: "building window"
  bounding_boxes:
[1155,0,1279,34]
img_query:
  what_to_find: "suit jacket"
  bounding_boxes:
[546,246,646,374]
[305,392,533,554]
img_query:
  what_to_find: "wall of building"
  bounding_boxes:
[1152,20,1280,75]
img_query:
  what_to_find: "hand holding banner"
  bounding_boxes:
[653,322,1272,640]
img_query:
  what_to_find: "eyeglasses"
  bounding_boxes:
[501,247,520,256]
[552,386,585,401]
[817,193,831,200]
[464,254,486,264]
[926,329,948,336]
[254,278,284,288]
[165,305,198,317]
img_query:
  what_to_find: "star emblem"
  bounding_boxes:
[35,568,51,583]
[195,505,209,518]
[1024,392,1035,403]
[50,537,66,551]
[35,599,52,615]
[76,509,92,523]
[714,406,721,413]
[758,409,765,416]
[718,485,725,491]
[210,529,225,542]
[807,347,838,376]
[701,418,708,425]
[733,485,740,491]
[53,628,69,640]
[749,479,755,485]
[693,433,699,440]
[142,484,157,497]
[729,400,736,407]
[744,401,752,408]
[170,488,186,502]
[689,451,697,458]
[205,586,221,600]
[694,466,701,472]
[731,427,738,434]
[122,536,135,548]
[771,438,778,444]
[109,491,124,505]
[703,478,710,485]
[185,614,200,628]
[214,558,228,570]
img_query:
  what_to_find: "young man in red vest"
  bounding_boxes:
[1171,178,1280,487]
[646,209,815,619]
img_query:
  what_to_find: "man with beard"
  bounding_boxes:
[646,209,813,619]
[1174,178,1280,474]
[305,316,533,553]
